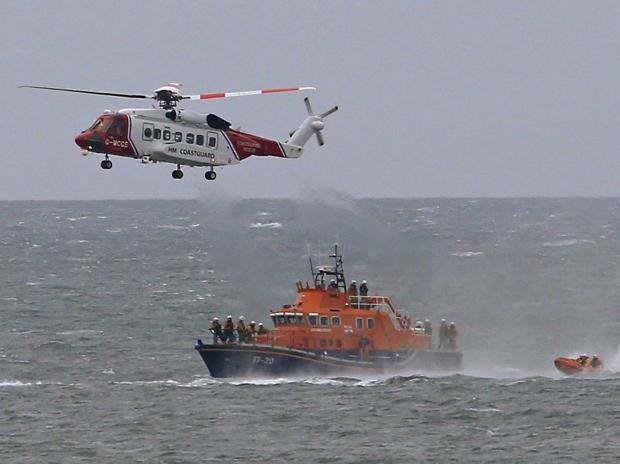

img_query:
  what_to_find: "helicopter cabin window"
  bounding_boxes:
[308,314,318,326]
[142,123,154,141]
[367,318,374,330]
[174,132,182,142]
[320,315,329,327]
[332,316,341,327]
[356,318,364,329]
[196,134,205,146]
[208,132,218,149]
[186,133,194,144]
[154,128,161,140]
[163,129,171,141]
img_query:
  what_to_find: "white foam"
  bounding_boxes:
[451,251,485,258]
[249,222,282,229]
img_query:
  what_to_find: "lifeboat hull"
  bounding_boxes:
[195,340,462,378]
[554,356,603,375]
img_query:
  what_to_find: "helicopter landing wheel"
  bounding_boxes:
[172,169,184,179]
[205,170,217,181]
[101,159,112,170]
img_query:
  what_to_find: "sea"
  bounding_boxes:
[2,197,620,463]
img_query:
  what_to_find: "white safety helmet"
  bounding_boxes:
[441,318,446,322]
[362,280,367,284]
[351,280,357,284]
[239,316,245,321]
[213,317,219,321]
[450,321,455,325]
[258,322,264,326]
[251,321,256,324]
[227,315,233,319]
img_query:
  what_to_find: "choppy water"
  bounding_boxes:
[2,198,620,462]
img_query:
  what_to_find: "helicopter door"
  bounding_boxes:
[142,123,154,141]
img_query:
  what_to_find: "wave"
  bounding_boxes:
[542,238,595,247]
[451,251,485,258]
[249,222,282,229]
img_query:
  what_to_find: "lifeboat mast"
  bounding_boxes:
[309,244,347,293]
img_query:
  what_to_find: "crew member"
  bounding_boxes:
[257,322,269,336]
[448,322,459,351]
[237,316,247,343]
[328,279,338,290]
[438,319,449,350]
[247,321,257,342]
[210,317,223,344]
[222,315,236,343]
[348,280,358,307]
[423,319,432,336]
[591,354,603,369]
[359,280,368,296]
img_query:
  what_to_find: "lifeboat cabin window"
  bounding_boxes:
[296,313,304,324]
[356,318,364,329]
[154,128,161,139]
[174,132,182,142]
[320,316,329,327]
[367,318,374,330]
[186,133,195,144]
[163,129,171,141]
[309,314,318,326]
[332,316,341,327]
[196,134,205,146]
[285,313,296,324]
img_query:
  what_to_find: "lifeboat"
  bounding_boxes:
[195,245,463,378]
[554,355,604,375]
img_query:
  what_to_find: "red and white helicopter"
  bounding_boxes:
[21,83,337,180]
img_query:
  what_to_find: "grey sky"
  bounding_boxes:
[3,0,620,200]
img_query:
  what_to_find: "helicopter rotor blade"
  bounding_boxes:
[320,106,339,119]
[19,85,150,99]
[184,86,316,101]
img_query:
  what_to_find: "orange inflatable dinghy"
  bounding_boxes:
[554,355,603,375]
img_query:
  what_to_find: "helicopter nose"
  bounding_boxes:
[75,132,89,149]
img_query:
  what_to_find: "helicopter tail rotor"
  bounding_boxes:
[288,97,338,148]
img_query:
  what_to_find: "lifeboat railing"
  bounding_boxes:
[348,295,411,331]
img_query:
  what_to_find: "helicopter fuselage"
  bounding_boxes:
[75,108,303,170]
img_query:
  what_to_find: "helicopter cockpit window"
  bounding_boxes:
[154,128,161,140]
[88,118,103,131]
[107,116,127,137]
[163,129,171,141]
[186,133,194,144]
[174,132,182,142]
[196,134,204,146]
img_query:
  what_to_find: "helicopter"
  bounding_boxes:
[20,83,338,180]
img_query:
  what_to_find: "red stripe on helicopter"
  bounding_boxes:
[225,130,285,160]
